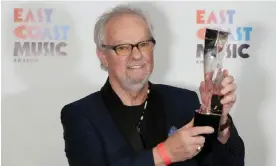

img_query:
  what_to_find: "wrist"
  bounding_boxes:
[154,142,172,166]
[218,115,231,144]
[219,115,231,131]
[219,115,228,125]
[153,147,166,166]
[218,126,230,144]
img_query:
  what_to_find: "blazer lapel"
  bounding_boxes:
[85,92,134,162]
[150,83,188,136]
[150,83,178,137]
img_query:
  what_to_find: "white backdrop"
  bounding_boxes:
[2,1,276,166]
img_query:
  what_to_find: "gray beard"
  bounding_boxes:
[121,73,151,93]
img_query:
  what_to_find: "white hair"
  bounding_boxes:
[93,4,154,71]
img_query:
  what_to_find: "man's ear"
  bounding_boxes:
[96,49,108,69]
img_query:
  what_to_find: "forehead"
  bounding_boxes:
[104,13,150,45]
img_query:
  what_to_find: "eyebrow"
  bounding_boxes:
[111,38,153,46]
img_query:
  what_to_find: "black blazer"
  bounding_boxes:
[60,83,245,166]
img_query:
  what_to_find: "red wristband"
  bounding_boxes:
[157,142,172,165]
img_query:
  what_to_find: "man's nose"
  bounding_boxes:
[130,46,142,59]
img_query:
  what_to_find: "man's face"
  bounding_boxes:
[98,13,155,91]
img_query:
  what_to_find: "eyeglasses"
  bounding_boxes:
[101,38,156,56]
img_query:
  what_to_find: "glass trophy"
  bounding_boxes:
[194,28,230,142]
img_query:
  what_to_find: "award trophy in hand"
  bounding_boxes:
[194,28,230,144]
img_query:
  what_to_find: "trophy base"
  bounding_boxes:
[194,110,221,152]
[194,110,221,136]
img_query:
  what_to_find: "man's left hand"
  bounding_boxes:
[217,70,237,144]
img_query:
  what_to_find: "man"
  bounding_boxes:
[60,4,245,166]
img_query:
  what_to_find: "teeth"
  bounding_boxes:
[129,65,143,69]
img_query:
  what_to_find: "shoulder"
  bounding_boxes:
[152,83,201,125]
[152,83,200,103]
[60,91,101,123]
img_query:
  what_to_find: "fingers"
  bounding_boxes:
[191,136,205,145]
[221,75,234,88]
[221,93,236,104]
[182,118,194,129]
[221,82,236,95]
[191,145,203,154]
[189,126,214,136]
[223,69,229,77]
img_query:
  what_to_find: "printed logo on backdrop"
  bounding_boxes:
[195,10,253,64]
[13,8,69,63]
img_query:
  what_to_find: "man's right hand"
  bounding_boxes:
[159,119,214,164]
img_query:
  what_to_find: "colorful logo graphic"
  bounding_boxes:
[13,8,69,63]
[195,9,253,64]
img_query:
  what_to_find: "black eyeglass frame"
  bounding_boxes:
[101,37,156,55]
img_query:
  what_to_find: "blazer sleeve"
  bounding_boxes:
[191,92,245,166]
[60,104,155,166]
[209,118,245,166]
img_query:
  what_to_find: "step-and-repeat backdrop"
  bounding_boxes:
[2,1,276,166]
